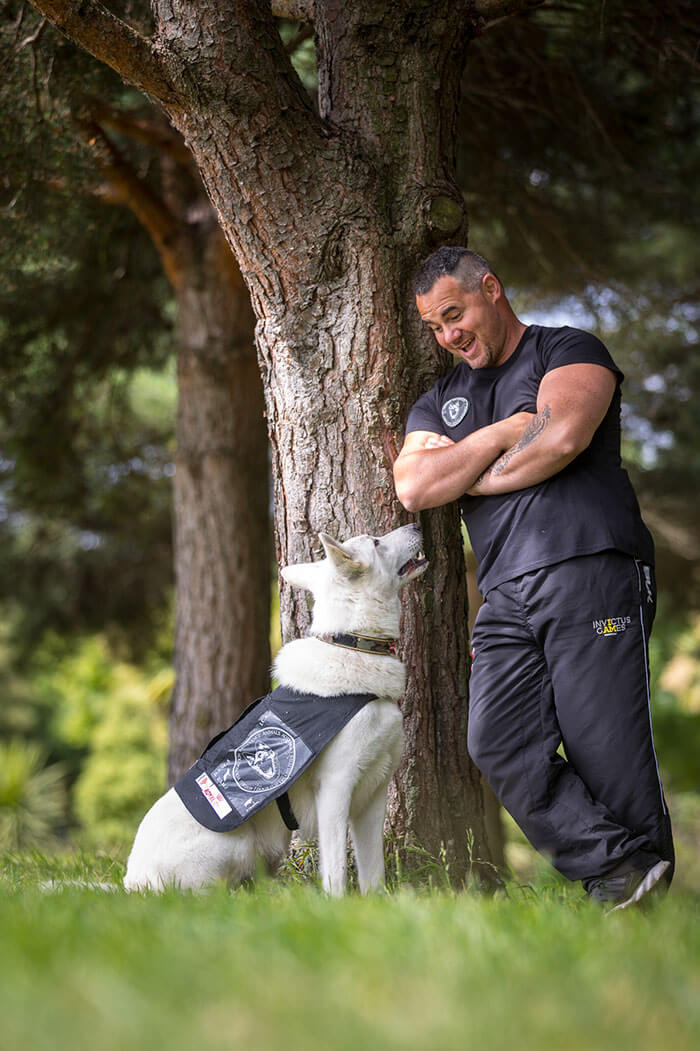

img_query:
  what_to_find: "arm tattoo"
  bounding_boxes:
[477,404,552,484]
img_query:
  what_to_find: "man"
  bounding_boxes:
[394,246,674,909]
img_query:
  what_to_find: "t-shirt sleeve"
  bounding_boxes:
[405,385,446,435]
[541,326,624,381]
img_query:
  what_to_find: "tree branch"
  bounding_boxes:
[271,0,315,22]
[86,103,194,168]
[474,0,547,15]
[284,24,314,54]
[17,16,48,52]
[473,0,548,29]
[26,0,179,106]
[81,120,186,289]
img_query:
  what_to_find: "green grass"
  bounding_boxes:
[1,851,698,1051]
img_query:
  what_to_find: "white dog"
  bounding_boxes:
[124,523,427,895]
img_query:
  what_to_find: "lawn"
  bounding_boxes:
[0,850,698,1051]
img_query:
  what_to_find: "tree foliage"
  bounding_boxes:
[460,0,700,600]
[462,1,699,289]
[0,6,208,662]
[4,0,697,647]
[0,239,175,655]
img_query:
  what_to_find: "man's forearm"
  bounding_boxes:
[394,420,521,512]
[468,405,579,495]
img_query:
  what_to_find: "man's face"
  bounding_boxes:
[416,274,507,369]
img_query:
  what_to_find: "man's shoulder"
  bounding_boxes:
[529,323,605,348]
[406,363,473,433]
[527,324,620,374]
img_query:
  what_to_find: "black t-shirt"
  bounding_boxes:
[406,325,654,594]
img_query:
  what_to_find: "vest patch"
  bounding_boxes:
[195,772,233,819]
[175,686,376,832]
[441,396,469,428]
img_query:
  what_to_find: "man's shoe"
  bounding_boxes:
[588,859,671,913]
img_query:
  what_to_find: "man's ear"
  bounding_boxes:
[280,561,320,592]
[318,533,366,578]
[481,273,501,302]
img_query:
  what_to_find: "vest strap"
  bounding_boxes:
[276,791,299,831]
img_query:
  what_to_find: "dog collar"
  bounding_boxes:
[315,632,397,657]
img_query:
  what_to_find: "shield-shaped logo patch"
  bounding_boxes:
[441,397,470,428]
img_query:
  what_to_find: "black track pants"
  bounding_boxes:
[468,550,674,888]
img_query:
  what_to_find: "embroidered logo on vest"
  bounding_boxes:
[213,715,297,798]
[441,397,470,428]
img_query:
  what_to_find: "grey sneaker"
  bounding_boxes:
[588,859,671,913]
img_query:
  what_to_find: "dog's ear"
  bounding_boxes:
[318,533,366,578]
[280,561,319,592]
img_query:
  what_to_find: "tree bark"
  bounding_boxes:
[84,114,271,779]
[170,221,271,777]
[28,0,541,883]
[161,0,492,880]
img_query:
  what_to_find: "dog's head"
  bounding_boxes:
[281,524,428,636]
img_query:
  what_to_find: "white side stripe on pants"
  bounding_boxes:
[635,559,667,816]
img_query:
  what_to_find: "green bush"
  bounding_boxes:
[654,709,700,794]
[0,740,67,849]
[73,664,169,848]
[36,634,117,750]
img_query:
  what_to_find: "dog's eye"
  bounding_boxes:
[372,538,380,547]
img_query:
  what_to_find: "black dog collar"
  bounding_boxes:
[315,632,397,657]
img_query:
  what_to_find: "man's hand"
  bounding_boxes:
[422,434,455,449]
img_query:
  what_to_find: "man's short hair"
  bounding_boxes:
[413,247,497,297]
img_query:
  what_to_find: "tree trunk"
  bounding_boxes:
[169,222,271,778]
[155,0,494,881]
[255,233,492,880]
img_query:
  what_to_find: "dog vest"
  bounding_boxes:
[174,685,376,833]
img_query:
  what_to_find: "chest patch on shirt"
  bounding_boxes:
[441,397,470,428]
